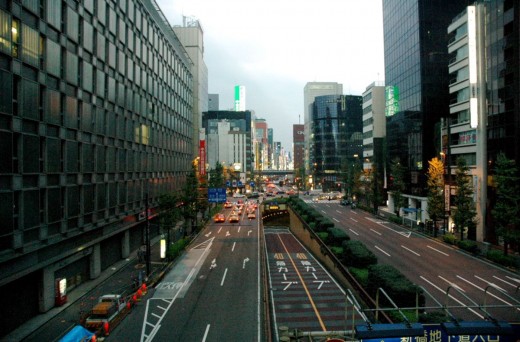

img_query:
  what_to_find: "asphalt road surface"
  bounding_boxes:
[109,204,262,341]
[308,200,520,323]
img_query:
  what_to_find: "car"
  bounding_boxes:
[233,193,246,198]
[214,213,225,223]
[247,212,256,219]
[224,201,233,208]
[340,199,350,206]
[228,213,239,223]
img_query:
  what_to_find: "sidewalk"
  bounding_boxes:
[6,237,168,342]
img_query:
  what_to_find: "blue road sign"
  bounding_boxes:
[226,180,231,187]
[250,181,255,187]
[208,188,227,203]
[237,181,243,187]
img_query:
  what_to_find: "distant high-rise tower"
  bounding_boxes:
[234,85,246,111]
[303,82,343,176]
[208,94,219,111]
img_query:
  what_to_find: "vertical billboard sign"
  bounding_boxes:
[385,86,400,117]
[199,140,206,176]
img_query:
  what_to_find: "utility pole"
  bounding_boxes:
[145,193,151,277]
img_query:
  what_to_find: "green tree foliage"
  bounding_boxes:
[158,193,182,244]
[390,158,406,217]
[208,161,225,188]
[427,157,445,236]
[182,162,200,233]
[492,153,520,255]
[452,157,477,241]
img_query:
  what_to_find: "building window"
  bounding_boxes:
[0,9,11,55]
[21,24,39,66]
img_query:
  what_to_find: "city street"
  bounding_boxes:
[109,204,262,341]
[307,200,520,322]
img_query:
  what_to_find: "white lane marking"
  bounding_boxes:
[420,276,484,319]
[350,218,358,223]
[218,227,222,234]
[427,245,450,256]
[336,210,342,214]
[475,275,506,293]
[506,275,520,284]
[351,210,358,215]
[220,268,228,286]
[375,245,391,257]
[333,218,340,222]
[457,275,515,308]
[401,245,420,256]
[438,275,465,292]
[365,217,410,238]
[238,226,241,233]
[321,210,326,214]
[349,228,359,236]
[202,324,210,342]
[232,242,236,252]
[494,275,520,288]
[370,229,381,236]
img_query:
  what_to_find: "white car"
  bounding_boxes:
[233,193,246,198]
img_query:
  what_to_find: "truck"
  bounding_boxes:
[84,294,127,330]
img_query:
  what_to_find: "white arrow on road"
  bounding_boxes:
[210,258,217,270]
[243,257,250,269]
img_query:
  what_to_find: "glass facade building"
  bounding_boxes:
[0,0,193,336]
[311,95,362,192]
[383,0,469,196]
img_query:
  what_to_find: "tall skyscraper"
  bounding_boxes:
[208,94,220,111]
[303,82,343,176]
[293,124,305,171]
[0,0,194,336]
[311,95,362,192]
[383,1,470,198]
[234,85,246,111]
[173,17,209,160]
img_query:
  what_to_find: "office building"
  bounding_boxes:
[0,0,194,336]
[382,0,470,208]
[173,17,209,160]
[234,85,246,111]
[311,95,362,192]
[202,110,253,174]
[293,124,305,171]
[303,82,343,176]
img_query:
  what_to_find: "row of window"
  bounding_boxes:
[0,176,185,244]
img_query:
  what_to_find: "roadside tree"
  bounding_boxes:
[390,158,406,217]
[492,153,520,255]
[427,157,445,237]
[452,157,477,241]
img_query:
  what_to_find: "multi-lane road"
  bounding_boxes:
[109,196,520,341]
[306,199,520,322]
[110,202,262,341]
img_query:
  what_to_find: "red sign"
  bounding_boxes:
[199,140,206,176]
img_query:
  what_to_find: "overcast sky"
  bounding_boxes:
[155,0,385,150]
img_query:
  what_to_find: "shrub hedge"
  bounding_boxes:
[326,227,350,246]
[342,240,377,268]
[486,249,518,268]
[366,264,425,309]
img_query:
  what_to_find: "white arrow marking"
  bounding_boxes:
[248,230,252,236]
[243,257,250,269]
[205,232,212,237]
[226,231,230,236]
[210,259,217,270]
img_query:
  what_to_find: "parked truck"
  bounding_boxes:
[84,294,127,330]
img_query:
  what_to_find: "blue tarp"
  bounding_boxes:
[402,207,420,213]
[59,325,94,342]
